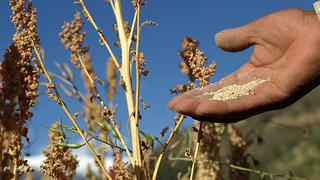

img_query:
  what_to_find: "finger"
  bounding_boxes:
[172,95,200,117]
[170,94,249,122]
[168,83,222,110]
[168,95,184,111]
[215,22,257,52]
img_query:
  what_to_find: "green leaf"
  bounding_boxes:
[139,130,154,147]
[59,119,66,138]
[54,142,85,149]
[96,121,119,139]
[43,124,59,133]
[48,127,60,133]
[44,124,74,139]
[63,125,80,134]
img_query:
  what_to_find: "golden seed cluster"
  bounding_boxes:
[60,12,89,67]
[110,151,132,180]
[40,123,78,180]
[180,37,216,87]
[171,37,216,94]
[9,0,40,124]
[170,83,195,94]
[132,52,149,77]
[131,0,145,8]
[113,21,136,47]
[0,0,40,178]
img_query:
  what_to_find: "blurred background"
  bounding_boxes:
[0,0,319,179]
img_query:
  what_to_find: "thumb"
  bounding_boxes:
[215,22,257,52]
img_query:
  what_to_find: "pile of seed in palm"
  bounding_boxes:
[204,79,266,101]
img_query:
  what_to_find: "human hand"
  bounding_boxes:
[168,9,320,122]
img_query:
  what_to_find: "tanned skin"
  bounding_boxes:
[168,9,320,123]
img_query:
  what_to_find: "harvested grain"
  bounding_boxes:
[205,79,266,101]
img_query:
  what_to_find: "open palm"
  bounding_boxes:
[169,9,320,122]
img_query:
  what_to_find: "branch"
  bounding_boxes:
[189,121,203,180]
[77,0,121,71]
[152,115,185,180]
[128,10,138,48]
[113,1,143,177]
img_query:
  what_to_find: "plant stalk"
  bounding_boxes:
[152,115,185,180]
[190,121,203,180]
[113,0,143,178]
[78,0,120,71]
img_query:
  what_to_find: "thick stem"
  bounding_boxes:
[113,0,143,177]
[134,4,144,175]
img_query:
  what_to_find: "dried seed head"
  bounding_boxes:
[131,0,146,8]
[171,37,216,94]
[8,0,40,124]
[46,83,60,105]
[174,37,222,179]
[1,1,41,177]
[142,20,158,27]
[113,21,136,47]
[10,0,41,48]
[179,37,216,87]
[170,84,193,94]
[132,52,148,76]
[60,11,88,67]
[41,123,78,180]
[160,126,170,137]
[106,58,117,101]
[110,151,132,179]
